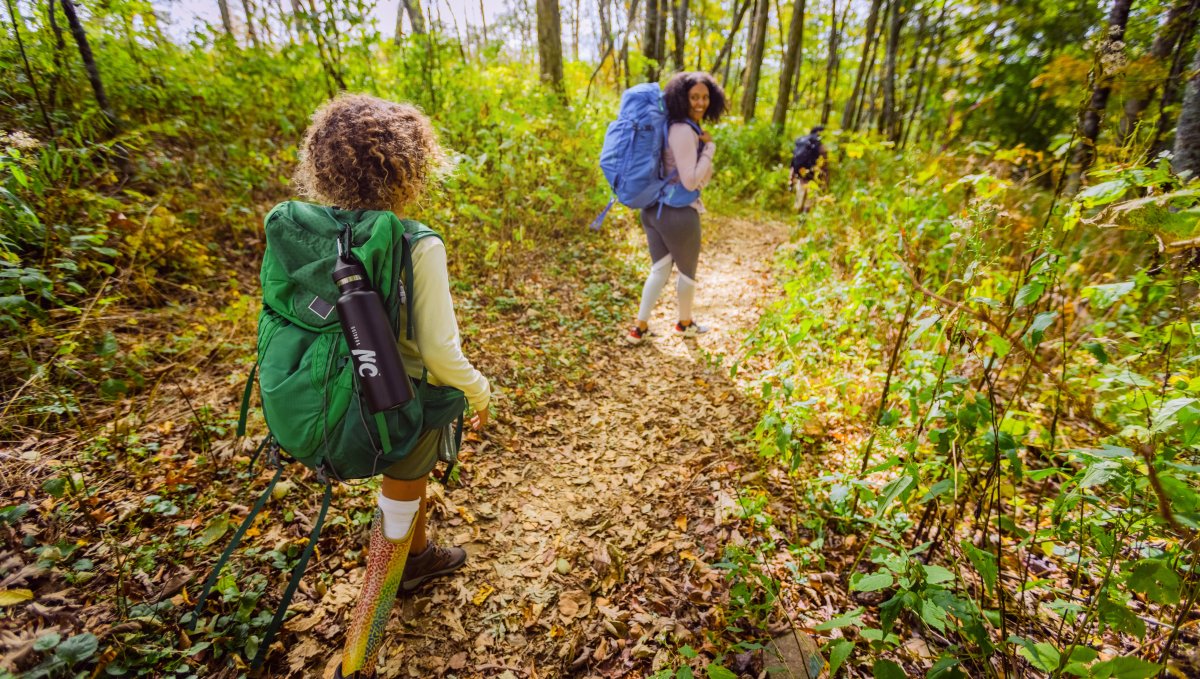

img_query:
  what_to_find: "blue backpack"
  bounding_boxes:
[590,83,703,230]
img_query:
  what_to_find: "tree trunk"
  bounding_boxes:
[880,0,905,140]
[479,0,490,45]
[537,0,566,91]
[403,0,427,34]
[393,0,404,43]
[1152,4,1200,151]
[218,0,235,37]
[1173,43,1200,177]
[1066,0,1133,195]
[573,0,581,59]
[240,0,260,47]
[46,0,69,109]
[290,0,309,43]
[620,0,642,87]
[4,0,53,135]
[740,0,770,120]
[771,0,805,129]
[656,0,668,67]
[59,0,118,134]
[1120,0,1198,146]
[901,0,948,148]
[672,0,688,70]
[643,0,672,80]
[644,0,661,80]
[598,0,615,65]
[840,0,883,130]
[819,0,840,125]
[829,2,849,105]
[303,0,346,95]
[710,0,751,75]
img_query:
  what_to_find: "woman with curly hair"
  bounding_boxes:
[626,71,726,345]
[290,94,490,677]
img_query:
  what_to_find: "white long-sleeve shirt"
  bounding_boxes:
[396,237,491,413]
[663,122,716,212]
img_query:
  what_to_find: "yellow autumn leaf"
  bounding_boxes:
[0,589,33,606]
[472,584,494,606]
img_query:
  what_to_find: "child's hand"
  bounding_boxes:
[699,131,713,144]
[470,409,489,430]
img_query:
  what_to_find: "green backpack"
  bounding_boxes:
[189,201,467,670]
[250,200,466,480]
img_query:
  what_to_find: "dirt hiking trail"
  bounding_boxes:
[284,215,793,678]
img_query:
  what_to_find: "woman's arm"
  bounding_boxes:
[410,238,491,413]
[668,124,715,191]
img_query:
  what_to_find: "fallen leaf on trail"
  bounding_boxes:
[456,506,475,524]
[272,480,295,500]
[447,652,467,670]
[675,515,688,531]
[197,516,230,547]
[0,589,33,606]
[472,584,495,606]
[284,608,326,633]
[558,590,592,620]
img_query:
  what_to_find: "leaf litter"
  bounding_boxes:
[0,215,830,678]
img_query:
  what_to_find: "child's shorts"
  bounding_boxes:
[381,426,445,481]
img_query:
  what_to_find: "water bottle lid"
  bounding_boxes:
[332,254,369,290]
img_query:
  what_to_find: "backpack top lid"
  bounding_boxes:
[261,201,416,333]
[617,82,667,121]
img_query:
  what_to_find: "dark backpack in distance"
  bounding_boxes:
[791,134,821,172]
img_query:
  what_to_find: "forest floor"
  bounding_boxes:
[299,213,800,679]
[1,212,835,678]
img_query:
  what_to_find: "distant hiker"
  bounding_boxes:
[625,71,727,344]
[291,94,492,678]
[789,125,828,212]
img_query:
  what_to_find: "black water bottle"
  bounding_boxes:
[332,253,414,412]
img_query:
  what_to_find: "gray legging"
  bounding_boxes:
[637,205,701,323]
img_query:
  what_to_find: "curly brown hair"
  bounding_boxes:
[663,72,726,124]
[293,93,443,211]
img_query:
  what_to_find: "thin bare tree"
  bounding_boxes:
[1122,0,1199,147]
[59,0,118,134]
[403,0,427,34]
[709,0,751,75]
[1066,0,1134,195]
[771,0,805,129]
[537,0,566,91]
[218,0,235,37]
[739,0,770,119]
[841,0,883,130]
[1173,35,1200,177]
[241,0,260,47]
[880,0,905,140]
[672,0,688,70]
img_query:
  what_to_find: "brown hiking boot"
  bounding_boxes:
[400,542,466,592]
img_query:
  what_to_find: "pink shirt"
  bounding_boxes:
[662,122,716,213]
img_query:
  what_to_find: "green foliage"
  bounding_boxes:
[739,138,1200,675]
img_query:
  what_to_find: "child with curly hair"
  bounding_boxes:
[290,93,491,677]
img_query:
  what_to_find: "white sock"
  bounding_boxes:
[637,255,674,323]
[677,273,696,321]
[377,493,420,541]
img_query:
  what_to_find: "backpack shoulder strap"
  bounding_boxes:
[250,479,333,671]
[394,219,443,341]
[189,451,283,632]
